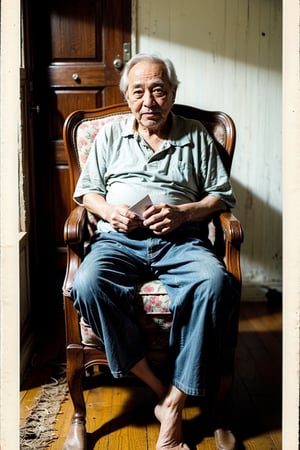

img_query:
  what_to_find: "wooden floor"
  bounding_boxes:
[20,301,282,450]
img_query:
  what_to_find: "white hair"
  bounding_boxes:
[119,53,180,98]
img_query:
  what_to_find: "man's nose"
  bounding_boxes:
[143,91,155,107]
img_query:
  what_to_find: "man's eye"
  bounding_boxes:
[152,88,165,97]
[133,90,143,98]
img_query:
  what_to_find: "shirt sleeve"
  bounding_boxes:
[198,130,236,209]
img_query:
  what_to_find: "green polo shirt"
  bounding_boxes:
[74,112,236,232]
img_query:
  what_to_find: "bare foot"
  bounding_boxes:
[154,386,190,450]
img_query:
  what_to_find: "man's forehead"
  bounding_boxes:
[131,80,165,89]
[128,61,167,83]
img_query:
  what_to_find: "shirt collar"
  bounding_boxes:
[121,112,192,147]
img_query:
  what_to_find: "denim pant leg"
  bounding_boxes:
[154,237,239,397]
[71,232,148,378]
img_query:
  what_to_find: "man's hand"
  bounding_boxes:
[142,203,185,235]
[109,204,143,233]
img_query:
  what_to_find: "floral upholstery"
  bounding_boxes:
[75,112,224,347]
[80,280,172,349]
[76,113,130,169]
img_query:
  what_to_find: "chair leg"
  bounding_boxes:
[212,373,237,450]
[63,345,87,450]
[209,349,236,430]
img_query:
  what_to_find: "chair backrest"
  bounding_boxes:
[63,102,236,211]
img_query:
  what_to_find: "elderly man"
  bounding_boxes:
[71,53,238,450]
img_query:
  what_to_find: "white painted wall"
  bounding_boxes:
[134,0,282,299]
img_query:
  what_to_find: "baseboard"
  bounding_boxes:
[241,283,282,302]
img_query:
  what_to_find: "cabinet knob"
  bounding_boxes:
[72,73,80,81]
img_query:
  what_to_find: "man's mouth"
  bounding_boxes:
[141,111,160,118]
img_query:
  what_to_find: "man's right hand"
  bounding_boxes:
[109,205,143,233]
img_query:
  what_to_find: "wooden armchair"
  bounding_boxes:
[62,103,243,449]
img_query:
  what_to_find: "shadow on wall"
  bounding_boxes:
[137,0,282,71]
[231,177,282,289]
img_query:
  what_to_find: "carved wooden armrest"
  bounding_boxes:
[219,211,244,244]
[64,205,87,248]
[219,211,244,283]
[63,206,88,297]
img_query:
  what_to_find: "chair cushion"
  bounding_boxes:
[80,280,172,348]
[80,316,103,347]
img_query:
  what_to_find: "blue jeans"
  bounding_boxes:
[71,224,239,397]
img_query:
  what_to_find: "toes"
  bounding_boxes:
[156,443,190,450]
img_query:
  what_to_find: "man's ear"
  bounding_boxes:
[124,91,130,105]
[172,87,177,102]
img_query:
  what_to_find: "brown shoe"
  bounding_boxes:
[214,428,236,450]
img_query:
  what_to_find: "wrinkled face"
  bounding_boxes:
[126,61,176,131]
